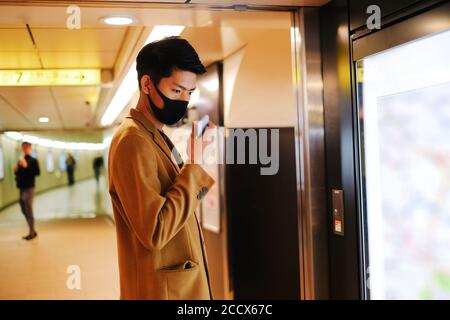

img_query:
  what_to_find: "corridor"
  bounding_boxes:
[0,178,119,300]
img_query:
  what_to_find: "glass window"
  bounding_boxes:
[357,29,450,300]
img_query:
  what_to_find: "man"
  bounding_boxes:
[93,156,104,185]
[14,142,40,240]
[65,153,76,186]
[108,37,215,300]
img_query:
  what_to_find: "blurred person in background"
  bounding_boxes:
[93,156,104,185]
[65,153,76,186]
[14,142,40,240]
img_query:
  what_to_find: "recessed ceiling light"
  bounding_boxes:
[39,117,49,123]
[101,16,135,26]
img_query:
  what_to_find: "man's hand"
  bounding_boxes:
[19,157,28,169]
[186,121,217,164]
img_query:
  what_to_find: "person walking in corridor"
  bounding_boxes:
[65,153,76,186]
[14,142,40,241]
[93,156,104,185]
[108,37,215,300]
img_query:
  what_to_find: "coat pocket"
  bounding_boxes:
[156,260,206,299]
[157,260,198,273]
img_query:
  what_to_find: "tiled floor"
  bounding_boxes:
[0,177,119,300]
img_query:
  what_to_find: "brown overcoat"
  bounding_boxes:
[108,108,215,300]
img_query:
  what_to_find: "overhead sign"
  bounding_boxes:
[0,69,101,86]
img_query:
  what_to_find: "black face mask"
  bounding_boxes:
[147,83,188,126]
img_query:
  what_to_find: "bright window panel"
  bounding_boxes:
[360,29,450,300]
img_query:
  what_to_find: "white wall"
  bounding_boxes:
[223,28,296,128]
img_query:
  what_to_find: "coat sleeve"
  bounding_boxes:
[110,133,215,251]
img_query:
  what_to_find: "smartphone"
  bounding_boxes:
[194,115,210,139]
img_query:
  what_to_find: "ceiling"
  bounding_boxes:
[0,2,325,131]
[0,20,127,130]
[0,0,330,7]
[20,130,105,143]
[189,0,330,5]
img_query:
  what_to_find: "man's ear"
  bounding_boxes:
[140,75,151,94]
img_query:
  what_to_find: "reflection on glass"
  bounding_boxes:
[358,29,450,300]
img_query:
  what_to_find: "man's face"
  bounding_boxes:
[22,144,32,155]
[145,69,197,109]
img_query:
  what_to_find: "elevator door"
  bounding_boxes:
[356,25,450,299]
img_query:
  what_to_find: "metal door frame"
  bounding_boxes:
[292,8,329,300]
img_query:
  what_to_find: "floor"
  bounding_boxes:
[0,177,119,300]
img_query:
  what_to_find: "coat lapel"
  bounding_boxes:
[127,108,181,174]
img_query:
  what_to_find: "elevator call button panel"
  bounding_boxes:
[332,189,345,236]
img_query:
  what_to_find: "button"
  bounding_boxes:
[196,186,209,200]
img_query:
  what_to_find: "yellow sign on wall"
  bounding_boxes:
[0,69,101,86]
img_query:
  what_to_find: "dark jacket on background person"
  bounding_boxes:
[15,155,40,189]
[93,157,104,170]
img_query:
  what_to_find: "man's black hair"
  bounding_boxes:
[136,36,206,89]
[22,142,31,147]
